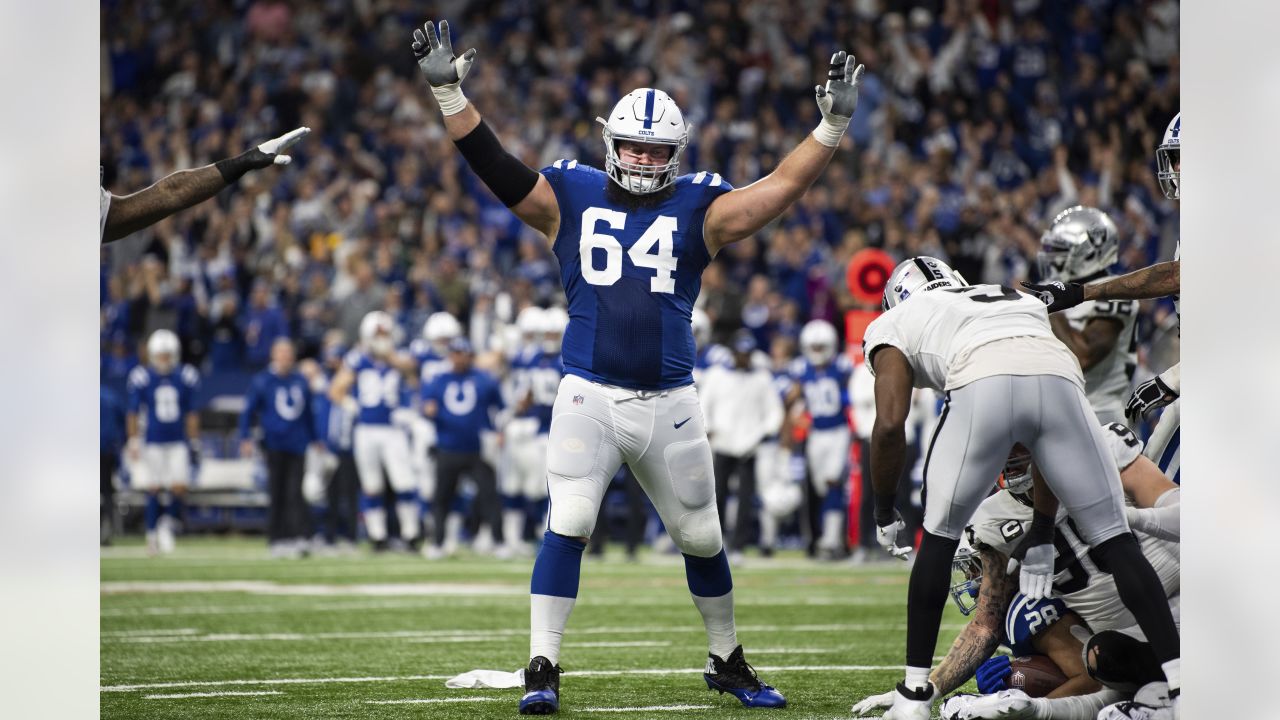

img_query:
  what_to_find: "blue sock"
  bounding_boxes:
[419,496,432,518]
[821,485,846,514]
[683,549,734,598]
[144,494,161,531]
[531,531,587,598]
[359,494,382,514]
[167,495,184,522]
[502,494,524,511]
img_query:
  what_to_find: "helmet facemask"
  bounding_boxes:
[596,88,690,196]
[600,123,686,195]
[1156,144,1179,200]
[996,446,1034,496]
[950,546,983,616]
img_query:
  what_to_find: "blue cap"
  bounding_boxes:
[448,336,473,353]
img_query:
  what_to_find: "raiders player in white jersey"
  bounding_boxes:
[861,257,1181,720]
[1037,207,1138,426]
[100,128,309,243]
[853,422,1181,720]
[1025,114,1182,485]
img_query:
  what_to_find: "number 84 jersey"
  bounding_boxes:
[863,284,1079,391]
[541,160,732,391]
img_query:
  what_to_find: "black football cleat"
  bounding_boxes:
[519,656,563,715]
[704,645,786,708]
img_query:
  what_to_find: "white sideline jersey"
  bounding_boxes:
[1062,284,1138,422]
[967,422,1179,633]
[863,285,1082,391]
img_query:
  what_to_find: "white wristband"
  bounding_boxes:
[432,85,468,116]
[1158,363,1180,394]
[812,117,849,148]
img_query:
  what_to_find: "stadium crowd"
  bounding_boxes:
[100,0,1179,555]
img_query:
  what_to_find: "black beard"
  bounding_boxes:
[604,176,677,211]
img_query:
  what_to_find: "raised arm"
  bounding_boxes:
[103,128,309,243]
[412,20,559,240]
[703,52,864,253]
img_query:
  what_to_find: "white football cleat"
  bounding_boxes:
[145,531,160,557]
[940,693,979,720]
[882,683,934,720]
[157,516,176,554]
[960,689,1034,719]
[422,544,447,561]
[1098,682,1174,720]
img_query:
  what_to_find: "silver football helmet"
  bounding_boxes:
[996,445,1034,496]
[1156,113,1180,200]
[950,534,983,616]
[1038,206,1120,283]
[882,256,968,311]
[596,88,689,195]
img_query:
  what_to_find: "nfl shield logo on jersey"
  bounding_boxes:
[573,394,584,405]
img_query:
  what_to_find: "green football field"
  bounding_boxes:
[101,537,974,719]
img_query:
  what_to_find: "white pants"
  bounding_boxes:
[924,374,1130,544]
[504,421,549,500]
[806,425,850,490]
[353,424,415,496]
[139,442,190,491]
[1144,399,1180,483]
[545,374,722,557]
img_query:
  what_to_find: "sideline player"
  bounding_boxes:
[1023,114,1181,482]
[101,128,309,243]
[411,18,864,714]
[791,319,854,558]
[1036,207,1137,426]
[328,311,419,550]
[126,329,201,555]
[862,257,1181,719]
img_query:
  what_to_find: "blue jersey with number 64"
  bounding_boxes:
[541,160,733,390]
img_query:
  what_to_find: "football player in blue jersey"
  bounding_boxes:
[421,337,507,559]
[408,311,464,550]
[791,319,855,559]
[412,19,865,714]
[126,329,202,555]
[327,311,420,551]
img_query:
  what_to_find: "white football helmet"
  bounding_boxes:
[882,256,967,311]
[1156,113,1180,200]
[596,88,689,195]
[1038,205,1120,283]
[146,329,181,374]
[541,306,569,354]
[360,311,399,356]
[516,306,546,346]
[423,311,462,355]
[799,319,838,367]
[761,482,802,519]
[691,308,711,349]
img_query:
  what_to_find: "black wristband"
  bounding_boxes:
[215,150,257,184]
[1026,510,1055,544]
[454,120,540,207]
[873,493,897,526]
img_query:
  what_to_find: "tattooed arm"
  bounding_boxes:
[1083,260,1179,302]
[929,546,1018,695]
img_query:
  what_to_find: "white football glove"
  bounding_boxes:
[411,19,477,116]
[256,127,311,166]
[851,689,895,716]
[812,50,865,147]
[941,693,980,720]
[1007,542,1055,600]
[965,689,1035,719]
[875,511,912,561]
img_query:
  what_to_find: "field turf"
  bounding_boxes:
[102,537,974,719]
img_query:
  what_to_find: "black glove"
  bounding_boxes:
[1020,281,1085,313]
[215,127,311,182]
[1126,375,1178,421]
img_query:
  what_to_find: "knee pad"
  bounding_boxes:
[1085,630,1163,693]
[674,506,723,557]
[547,490,598,539]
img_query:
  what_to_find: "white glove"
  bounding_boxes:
[851,689,895,716]
[412,19,477,116]
[875,511,912,561]
[941,693,980,720]
[964,689,1035,719]
[256,127,310,166]
[1007,542,1055,600]
[812,50,865,147]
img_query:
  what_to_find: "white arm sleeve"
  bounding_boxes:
[1029,688,1126,720]
[1124,487,1181,542]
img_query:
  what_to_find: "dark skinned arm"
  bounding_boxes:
[104,167,229,243]
[1032,612,1103,699]
[869,346,914,507]
[1030,465,1060,522]
[1048,315,1122,371]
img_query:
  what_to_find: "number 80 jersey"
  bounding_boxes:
[540,160,732,391]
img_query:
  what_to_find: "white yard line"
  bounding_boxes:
[364,697,504,705]
[144,691,283,700]
[100,628,200,637]
[582,705,713,713]
[103,666,904,693]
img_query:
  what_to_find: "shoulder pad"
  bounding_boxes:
[127,366,150,388]
[343,349,365,368]
[682,171,731,190]
[1100,422,1145,469]
[181,365,200,386]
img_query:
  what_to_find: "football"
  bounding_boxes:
[1007,655,1070,698]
